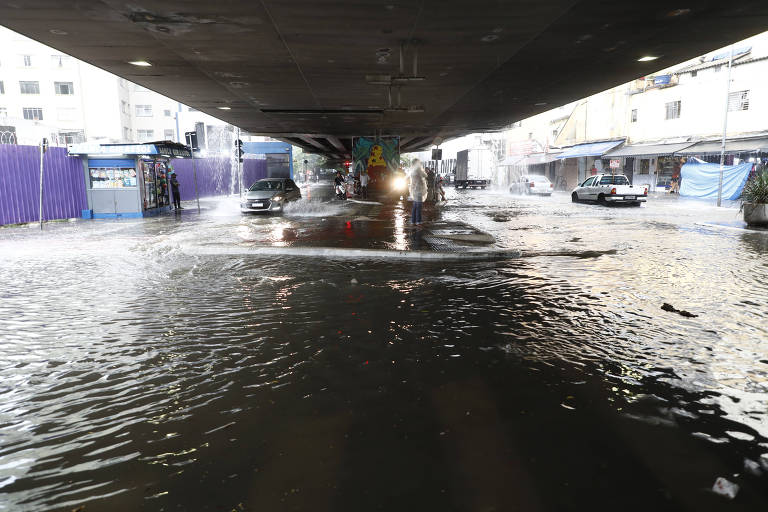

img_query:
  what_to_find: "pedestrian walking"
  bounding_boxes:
[360,172,369,199]
[409,159,428,225]
[170,172,182,209]
[437,176,446,201]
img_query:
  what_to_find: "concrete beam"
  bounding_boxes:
[326,135,347,153]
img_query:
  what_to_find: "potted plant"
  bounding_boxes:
[742,166,768,227]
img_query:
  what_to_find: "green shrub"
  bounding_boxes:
[742,166,768,204]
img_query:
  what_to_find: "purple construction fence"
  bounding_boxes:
[0,145,87,226]
[171,158,267,200]
[0,148,270,226]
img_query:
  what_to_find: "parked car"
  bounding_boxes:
[509,174,553,195]
[571,174,647,205]
[241,178,301,213]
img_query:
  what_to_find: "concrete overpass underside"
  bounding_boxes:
[2,1,767,158]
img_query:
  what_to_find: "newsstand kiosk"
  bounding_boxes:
[68,141,192,219]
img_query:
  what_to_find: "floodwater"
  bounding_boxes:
[1,187,767,511]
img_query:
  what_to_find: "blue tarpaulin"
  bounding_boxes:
[556,140,624,159]
[680,161,752,200]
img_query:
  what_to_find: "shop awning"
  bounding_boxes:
[68,141,192,158]
[517,152,562,166]
[556,140,624,159]
[604,142,695,158]
[675,137,768,155]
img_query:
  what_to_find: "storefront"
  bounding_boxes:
[676,136,768,166]
[555,140,624,189]
[68,142,192,218]
[604,142,694,192]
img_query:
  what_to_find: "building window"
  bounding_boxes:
[631,109,637,123]
[19,81,40,94]
[665,101,681,120]
[135,104,153,117]
[164,109,171,117]
[57,107,76,121]
[137,129,154,141]
[22,55,32,67]
[123,127,131,140]
[54,82,75,95]
[0,81,4,94]
[163,129,175,140]
[714,65,722,73]
[0,107,7,117]
[59,130,84,144]
[121,100,128,114]
[727,90,749,111]
[51,55,69,68]
[188,107,197,112]
[690,70,697,78]
[23,107,43,120]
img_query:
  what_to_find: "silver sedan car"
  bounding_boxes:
[241,178,302,213]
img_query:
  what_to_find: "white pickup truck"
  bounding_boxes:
[571,174,647,206]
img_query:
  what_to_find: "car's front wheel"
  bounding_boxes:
[571,192,579,203]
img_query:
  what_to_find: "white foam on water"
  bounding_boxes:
[186,244,520,261]
[282,199,346,217]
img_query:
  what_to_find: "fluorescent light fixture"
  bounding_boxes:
[637,56,660,62]
[128,60,152,67]
[217,106,231,110]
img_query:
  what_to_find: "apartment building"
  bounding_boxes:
[0,26,226,147]
[504,30,768,190]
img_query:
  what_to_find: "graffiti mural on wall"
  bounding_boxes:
[352,136,399,187]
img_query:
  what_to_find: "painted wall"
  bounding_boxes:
[0,145,87,225]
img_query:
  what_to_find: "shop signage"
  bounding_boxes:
[155,143,192,158]
[609,159,620,169]
[653,75,671,86]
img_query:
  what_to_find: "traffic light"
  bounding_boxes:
[344,160,350,170]
[235,139,244,162]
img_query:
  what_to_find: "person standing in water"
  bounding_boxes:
[170,173,182,209]
[360,171,369,199]
[409,159,428,225]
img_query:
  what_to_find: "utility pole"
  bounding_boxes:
[717,45,735,207]
[191,151,201,213]
[38,138,48,230]
[185,131,201,212]
[236,127,243,198]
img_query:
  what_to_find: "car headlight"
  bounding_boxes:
[392,177,406,191]
[273,195,284,201]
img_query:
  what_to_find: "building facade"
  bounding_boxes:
[504,30,768,191]
[0,26,228,149]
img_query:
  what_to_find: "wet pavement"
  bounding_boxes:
[1,184,767,511]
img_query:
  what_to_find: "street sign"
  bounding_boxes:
[432,148,442,160]
[610,159,620,169]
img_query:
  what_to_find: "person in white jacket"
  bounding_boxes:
[409,159,428,225]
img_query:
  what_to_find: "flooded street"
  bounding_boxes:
[1,188,767,511]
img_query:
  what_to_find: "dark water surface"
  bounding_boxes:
[1,192,767,511]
